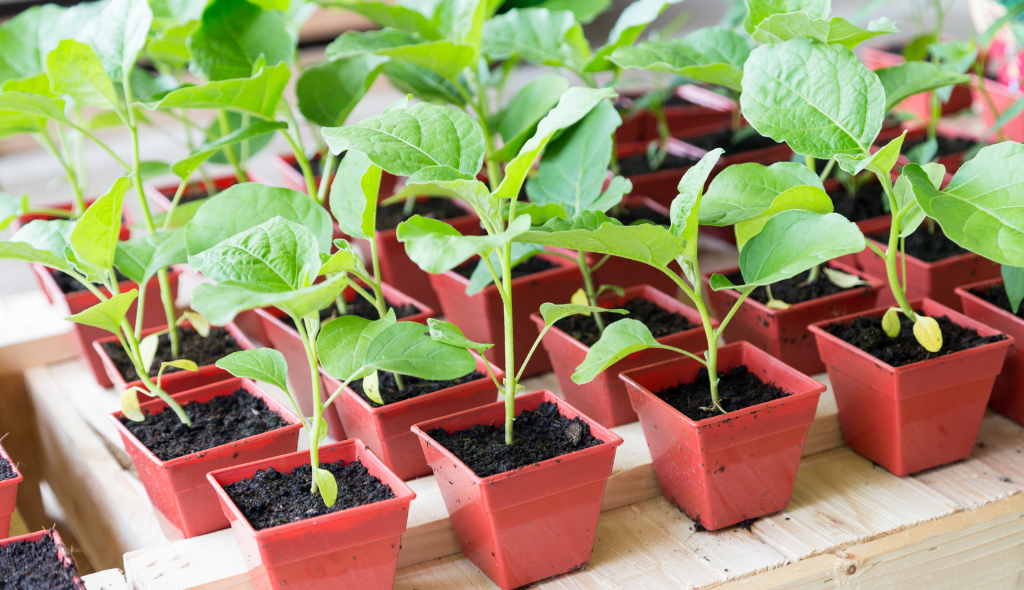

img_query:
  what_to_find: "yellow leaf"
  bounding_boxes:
[570,288,591,315]
[120,387,146,422]
[881,308,901,338]
[913,315,943,352]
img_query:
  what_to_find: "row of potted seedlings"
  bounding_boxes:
[2,0,1024,588]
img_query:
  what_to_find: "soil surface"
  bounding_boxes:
[619,152,699,176]
[665,94,696,107]
[159,179,239,205]
[224,458,394,531]
[555,297,697,347]
[829,180,888,222]
[657,366,789,421]
[453,256,556,281]
[426,401,603,478]
[0,532,80,590]
[0,458,14,482]
[277,296,421,332]
[902,134,978,159]
[825,314,1004,367]
[51,268,131,294]
[609,204,670,226]
[102,327,243,382]
[349,370,486,407]
[119,388,289,461]
[730,268,858,306]
[377,198,468,231]
[682,127,784,155]
[973,284,1024,319]
[869,226,967,263]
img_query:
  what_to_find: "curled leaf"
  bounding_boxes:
[139,332,161,375]
[913,316,943,352]
[822,267,870,289]
[881,307,901,338]
[362,371,383,405]
[765,298,791,310]
[314,467,338,507]
[162,359,198,372]
[180,311,211,337]
[119,386,147,422]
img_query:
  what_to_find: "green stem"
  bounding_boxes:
[121,321,191,426]
[283,106,318,197]
[37,130,86,215]
[662,263,725,413]
[879,173,919,321]
[315,151,337,206]
[578,251,605,333]
[367,236,404,390]
[217,110,247,183]
[162,178,188,231]
[818,159,835,182]
[500,242,516,445]
[66,122,131,171]
[296,319,323,495]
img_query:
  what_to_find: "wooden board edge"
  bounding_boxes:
[83,569,130,590]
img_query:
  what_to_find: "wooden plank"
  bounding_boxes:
[9,508,27,537]
[83,569,131,590]
[0,374,46,529]
[0,290,74,373]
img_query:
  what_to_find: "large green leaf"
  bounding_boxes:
[586,0,684,72]
[0,3,102,86]
[70,178,129,276]
[216,348,290,391]
[610,27,752,91]
[47,40,123,110]
[903,145,1024,266]
[427,318,492,350]
[893,161,944,238]
[317,311,397,381]
[875,61,972,112]
[114,228,188,284]
[172,120,286,180]
[493,73,569,162]
[8,219,75,272]
[404,166,498,224]
[744,0,830,33]
[741,38,884,160]
[381,61,466,106]
[142,62,290,119]
[0,236,72,272]
[700,161,824,225]
[572,319,672,384]
[296,55,389,128]
[191,272,346,325]
[146,19,196,67]
[671,149,723,261]
[362,321,476,380]
[189,0,294,81]
[323,102,485,177]
[733,186,834,250]
[329,150,381,241]
[184,182,334,255]
[397,215,531,273]
[319,0,441,37]
[752,14,897,49]
[66,289,137,335]
[0,92,66,124]
[518,211,684,267]
[324,29,473,82]
[82,0,153,81]
[535,0,612,23]
[481,8,576,66]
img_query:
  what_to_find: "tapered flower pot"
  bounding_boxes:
[0,530,80,584]
[860,46,973,118]
[0,444,22,539]
[270,152,398,196]
[93,320,255,394]
[255,281,436,441]
[957,278,1024,425]
[110,378,302,540]
[531,285,714,428]
[620,342,823,530]
[207,439,416,590]
[617,138,708,206]
[411,390,623,589]
[321,351,502,480]
[703,262,884,375]
[145,173,248,212]
[35,264,181,388]
[429,254,581,377]
[809,299,1012,475]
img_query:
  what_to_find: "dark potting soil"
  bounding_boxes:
[119,388,289,461]
[453,256,556,281]
[869,226,967,263]
[0,532,81,590]
[829,180,888,222]
[665,94,697,108]
[974,283,1024,319]
[656,366,789,421]
[101,327,243,382]
[902,134,978,159]
[224,458,394,531]
[427,401,602,478]
[729,268,857,306]
[554,297,697,347]
[825,314,1005,367]
[681,127,784,156]
[376,198,468,231]
[618,152,700,176]
[161,180,217,205]
[609,204,670,226]
[50,268,131,294]
[0,458,14,482]
[349,370,486,407]
[277,297,421,332]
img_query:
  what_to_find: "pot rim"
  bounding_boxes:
[956,277,1024,327]
[440,251,582,294]
[0,529,80,585]
[0,444,23,490]
[33,263,182,307]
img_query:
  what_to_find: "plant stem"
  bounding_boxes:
[806,264,820,284]
[217,110,248,183]
[37,130,86,215]
[162,178,189,231]
[500,242,516,445]
[315,151,337,206]
[878,173,919,321]
[818,159,835,182]
[282,106,318,197]
[296,319,323,495]
[368,235,405,391]
[577,251,605,333]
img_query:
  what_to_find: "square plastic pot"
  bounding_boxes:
[619,341,823,530]
[255,281,436,441]
[860,46,973,118]
[531,285,714,428]
[703,261,884,375]
[93,320,256,394]
[269,152,398,196]
[617,138,709,206]
[145,173,248,212]
[411,390,623,590]
[110,378,302,540]
[320,351,502,480]
[0,444,23,539]
[207,439,416,590]
[0,530,79,584]
[429,253,581,378]
[957,278,1024,426]
[35,264,181,388]
[809,299,1013,476]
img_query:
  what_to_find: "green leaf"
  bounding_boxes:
[670,148,723,260]
[572,319,671,384]
[191,270,350,325]
[70,178,129,276]
[465,243,545,295]
[323,102,485,177]
[324,29,473,82]
[609,27,752,91]
[319,0,442,37]
[320,239,366,276]
[362,321,476,380]
[541,301,626,327]
[1,73,56,96]
[171,120,287,180]
[163,359,199,372]
[519,211,684,267]
[427,318,492,350]
[146,20,196,67]
[0,193,20,232]
[0,5,76,86]
[314,467,338,507]
[893,161,944,239]
[381,60,466,106]
[184,182,334,255]
[114,228,187,284]
[495,86,617,201]
[317,310,397,381]
[205,111,275,165]
[734,185,834,250]
[82,0,153,81]
[752,14,897,49]
[700,161,824,226]
[120,386,147,422]
[835,130,907,176]
[296,55,389,128]
[586,0,684,72]
[903,146,1024,266]
[189,0,293,81]
[0,238,72,272]
[6,219,75,272]
[329,150,381,241]
[405,168,497,225]
[493,73,569,162]
[744,0,830,33]
[0,92,66,124]
[66,289,138,334]
[396,214,531,274]
[875,61,972,112]
[1003,265,1024,314]
[481,8,577,66]
[534,0,612,23]
[216,348,289,391]
[46,40,122,110]
[142,62,291,119]
[741,38,884,160]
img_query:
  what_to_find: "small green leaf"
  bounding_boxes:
[142,62,291,119]
[66,289,138,335]
[319,0,441,37]
[752,14,897,49]
[382,60,466,106]
[609,27,752,91]
[70,178,129,276]
[139,332,160,374]
[216,348,289,392]
[427,318,493,350]
[325,29,473,82]
[163,359,199,372]
[518,211,684,267]
[733,185,834,250]
[822,266,870,288]
[314,467,338,507]
[835,131,907,176]
[180,310,211,337]
[541,302,626,327]
[317,310,397,381]
[1003,265,1024,314]
[191,271,350,325]
[296,55,389,128]
[363,321,477,380]
[329,150,381,241]
[0,92,66,124]
[81,0,153,80]
[744,0,830,34]
[700,161,824,226]
[46,39,122,111]
[586,0,685,72]
[572,319,668,384]
[894,162,944,238]
[396,215,531,274]
[362,370,383,404]
[188,0,293,81]
[4,220,74,272]
[482,8,577,67]
[320,240,366,276]
[120,386,147,422]
[171,120,287,180]
[671,148,723,260]
[875,61,972,112]
[493,73,569,162]
[114,228,187,285]
[881,307,901,337]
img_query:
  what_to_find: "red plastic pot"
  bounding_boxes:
[704,261,884,375]
[615,85,733,143]
[617,138,709,206]
[590,197,684,293]
[12,198,131,240]
[412,390,623,589]
[93,320,256,394]
[255,281,436,442]
[531,285,714,428]
[35,264,181,388]
[860,46,974,118]
[854,220,1001,310]
[110,378,302,540]
[809,299,1012,476]
[321,351,502,480]
[973,74,1024,142]
[957,278,1024,426]
[0,530,80,583]
[0,444,22,539]
[145,173,248,212]
[620,341,824,530]
[269,152,398,196]
[429,253,581,378]
[207,439,416,590]
[675,120,794,167]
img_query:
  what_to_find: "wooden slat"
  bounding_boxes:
[0,374,46,529]
[9,508,27,537]
[0,290,74,373]
[83,569,131,590]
